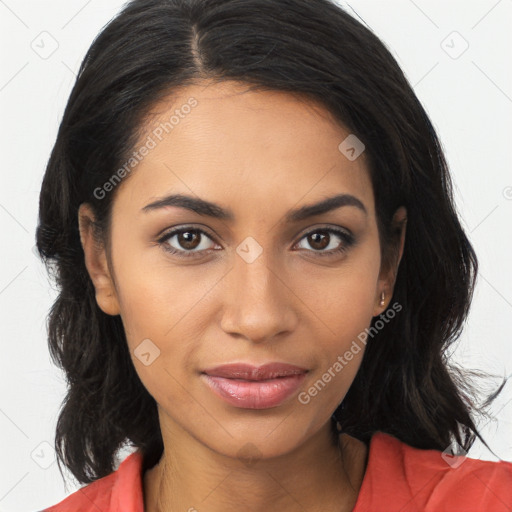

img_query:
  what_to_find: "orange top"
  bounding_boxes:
[43,431,512,511]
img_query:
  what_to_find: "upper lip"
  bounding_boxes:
[202,363,309,381]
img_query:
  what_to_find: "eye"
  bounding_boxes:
[157,227,219,258]
[294,227,355,257]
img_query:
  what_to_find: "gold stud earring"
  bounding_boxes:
[379,292,385,307]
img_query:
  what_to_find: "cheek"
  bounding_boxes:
[114,264,198,408]
[111,243,224,402]
[296,249,381,336]
[296,266,378,411]
[112,240,212,343]
[294,243,381,395]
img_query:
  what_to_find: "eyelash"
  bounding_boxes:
[156,226,355,259]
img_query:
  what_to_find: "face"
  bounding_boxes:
[80,80,405,460]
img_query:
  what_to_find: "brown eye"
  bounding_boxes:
[295,227,355,257]
[158,227,219,258]
[177,231,202,250]
[307,231,330,250]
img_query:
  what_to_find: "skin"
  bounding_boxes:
[79,80,406,512]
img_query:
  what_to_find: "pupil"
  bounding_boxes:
[310,232,329,250]
[180,231,200,249]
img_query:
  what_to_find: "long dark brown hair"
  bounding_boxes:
[36,0,507,486]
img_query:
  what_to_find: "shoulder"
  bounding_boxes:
[42,450,145,512]
[354,431,512,512]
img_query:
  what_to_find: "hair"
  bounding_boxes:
[36,0,507,487]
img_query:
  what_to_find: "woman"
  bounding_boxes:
[36,0,511,510]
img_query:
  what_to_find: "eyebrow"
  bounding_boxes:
[141,193,367,221]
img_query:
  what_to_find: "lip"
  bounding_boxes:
[202,362,308,380]
[201,363,309,409]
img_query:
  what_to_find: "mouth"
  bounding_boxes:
[200,363,309,409]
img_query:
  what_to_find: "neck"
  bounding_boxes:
[143,421,368,512]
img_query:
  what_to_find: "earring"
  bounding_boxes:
[331,412,342,433]
[379,291,385,306]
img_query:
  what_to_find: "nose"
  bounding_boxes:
[219,249,299,344]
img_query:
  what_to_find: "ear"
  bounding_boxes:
[78,203,121,316]
[373,206,407,316]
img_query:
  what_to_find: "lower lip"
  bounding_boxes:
[201,373,307,409]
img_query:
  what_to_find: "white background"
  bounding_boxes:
[0,0,511,510]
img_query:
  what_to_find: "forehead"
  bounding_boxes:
[115,80,374,217]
